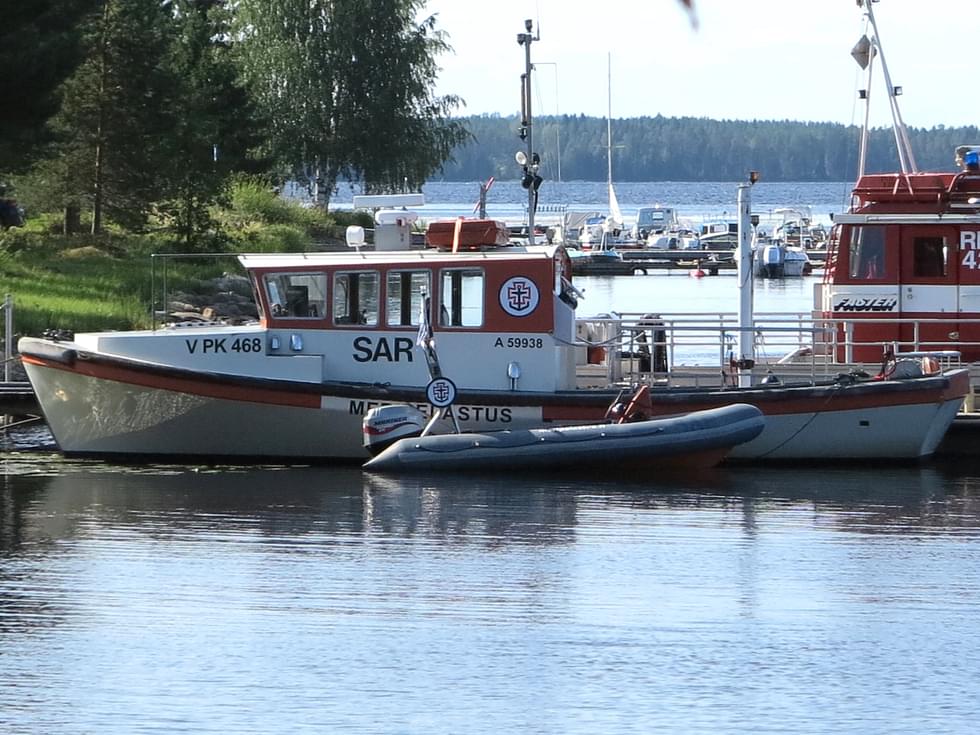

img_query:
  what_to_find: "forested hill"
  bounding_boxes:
[440,114,980,182]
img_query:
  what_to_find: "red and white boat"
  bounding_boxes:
[15,10,971,464]
[820,152,980,362]
[818,1,980,363]
[17,194,968,463]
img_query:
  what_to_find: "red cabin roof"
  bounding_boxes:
[851,171,980,214]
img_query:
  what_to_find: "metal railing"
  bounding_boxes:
[1,293,12,382]
[574,311,967,387]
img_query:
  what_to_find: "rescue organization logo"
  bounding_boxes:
[426,377,457,408]
[499,277,539,317]
[834,297,898,312]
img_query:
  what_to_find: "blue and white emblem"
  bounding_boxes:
[499,276,539,317]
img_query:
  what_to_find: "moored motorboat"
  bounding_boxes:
[753,239,811,278]
[818,1,980,362]
[16,213,969,463]
[14,14,972,465]
[362,402,765,473]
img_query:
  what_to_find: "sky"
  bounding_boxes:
[421,0,978,129]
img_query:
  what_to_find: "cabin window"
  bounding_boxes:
[333,271,379,326]
[848,225,887,279]
[386,270,431,327]
[439,268,484,327]
[264,273,327,318]
[913,236,947,277]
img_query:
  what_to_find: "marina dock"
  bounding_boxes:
[570,248,828,276]
[0,382,40,415]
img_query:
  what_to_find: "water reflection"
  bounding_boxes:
[4,454,980,558]
[4,454,980,733]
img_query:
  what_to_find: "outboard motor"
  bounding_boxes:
[362,404,427,456]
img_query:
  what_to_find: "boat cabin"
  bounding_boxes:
[241,227,581,393]
[633,206,679,240]
[820,147,980,361]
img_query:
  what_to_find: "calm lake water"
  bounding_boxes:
[329,179,852,228]
[3,454,980,734]
[5,189,980,733]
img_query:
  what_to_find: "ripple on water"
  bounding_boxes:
[3,458,980,733]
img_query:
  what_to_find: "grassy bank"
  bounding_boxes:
[0,179,372,337]
[0,241,236,335]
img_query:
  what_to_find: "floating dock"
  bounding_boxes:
[570,248,827,276]
[0,382,38,415]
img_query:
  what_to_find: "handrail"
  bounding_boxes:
[0,294,11,382]
[149,252,247,331]
[574,311,966,387]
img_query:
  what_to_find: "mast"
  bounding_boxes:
[517,20,541,245]
[736,173,758,388]
[606,53,622,228]
[607,52,613,199]
[854,0,917,176]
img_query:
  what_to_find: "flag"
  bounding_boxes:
[416,294,432,349]
[452,216,464,254]
[472,176,495,213]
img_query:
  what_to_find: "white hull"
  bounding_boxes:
[728,397,962,460]
[21,359,538,460]
[22,353,967,462]
[753,249,810,278]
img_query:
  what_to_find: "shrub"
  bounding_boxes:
[224,176,295,226]
[0,228,50,254]
[227,222,310,253]
[333,209,374,229]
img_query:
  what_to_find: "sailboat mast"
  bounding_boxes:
[604,52,623,229]
[607,53,613,192]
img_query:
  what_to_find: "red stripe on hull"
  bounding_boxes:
[541,376,963,423]
[21,354,322,408]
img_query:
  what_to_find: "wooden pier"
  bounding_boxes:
[0,382,39,415]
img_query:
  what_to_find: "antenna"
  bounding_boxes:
[854,0,917,176]
[517,20,541,245]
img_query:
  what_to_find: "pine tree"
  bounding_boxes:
[0,0,98,175]
[48,0,179,233]
[161,0,265,247]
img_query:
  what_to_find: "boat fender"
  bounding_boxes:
[19,337,77,366]
[888,359,924,380]
[921,356,941,376]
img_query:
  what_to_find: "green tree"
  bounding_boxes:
[231,0,467,206]
[0,0,98,175]
[46,0,179,233]
[160,0,266,247]
[333,1,469,193]
[232,0,341,205]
